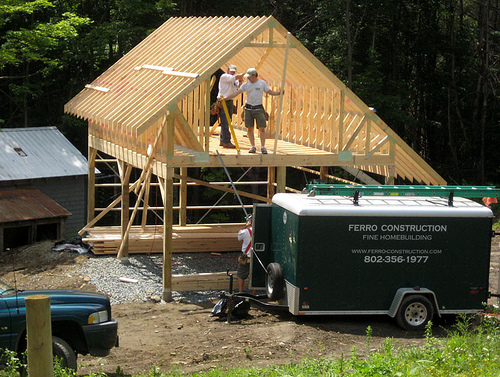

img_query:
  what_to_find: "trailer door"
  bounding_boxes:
[249,204,272,289]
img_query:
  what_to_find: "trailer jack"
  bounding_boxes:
[210,271,288,323]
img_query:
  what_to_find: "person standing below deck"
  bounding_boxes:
[217,64,243,148]
[237,217,255,293]
[224,68,283,154]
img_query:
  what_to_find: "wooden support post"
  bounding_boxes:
[120,162,132,261]
[87,146,97,223]
[320,166,329,183]
[385,165,395,185]
[163,166,174,302]
[26,295,53,377]
[267,166,276,199]
[204,78,211,151]
[365,118,372,154]
[276,166,286,193]
[273,32,291,154]
[338,89,345,151]
[179,167,188,226]
[167,113,175,159]
[140,172,152,229]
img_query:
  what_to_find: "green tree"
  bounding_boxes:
[0,0,90,127]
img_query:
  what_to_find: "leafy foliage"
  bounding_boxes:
[0,0,499,186]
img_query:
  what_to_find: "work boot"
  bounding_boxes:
[222,142,236,149]
[249,146,256,153]
[261,146,268,154]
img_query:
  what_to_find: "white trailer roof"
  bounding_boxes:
[272,193,493,218]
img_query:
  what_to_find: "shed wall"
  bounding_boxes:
[36,176,87,238]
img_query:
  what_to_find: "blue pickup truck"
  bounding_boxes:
[0,278,118,370]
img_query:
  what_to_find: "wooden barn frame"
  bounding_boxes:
[65,16,446,300]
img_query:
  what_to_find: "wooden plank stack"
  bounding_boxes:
[84,223,243,255]
[172,271,246,291]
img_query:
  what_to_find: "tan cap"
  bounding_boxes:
[244,68,257,78]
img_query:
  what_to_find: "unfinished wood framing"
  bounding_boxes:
[65,16,447,295]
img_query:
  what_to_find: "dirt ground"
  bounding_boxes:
[0,236,499,376]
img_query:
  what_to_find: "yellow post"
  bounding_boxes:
[26,295,53,377]
[220,99,240,153]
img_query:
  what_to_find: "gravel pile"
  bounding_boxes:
[80,252,240,304]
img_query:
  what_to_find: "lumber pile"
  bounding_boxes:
[172,271,246,291]
[84,223,243,255]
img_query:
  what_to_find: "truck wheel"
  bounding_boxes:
[396,295,434,331]
[266,263,284,301]
[52,336,77,371]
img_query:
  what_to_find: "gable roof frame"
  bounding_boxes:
[65,15,446,185]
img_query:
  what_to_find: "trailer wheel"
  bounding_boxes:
[396,295,434,331]
[266,263,284,301]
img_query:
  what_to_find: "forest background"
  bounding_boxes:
[1,0,499,191]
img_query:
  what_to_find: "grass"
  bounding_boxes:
[492,204,500,229]
[2,313,500,377]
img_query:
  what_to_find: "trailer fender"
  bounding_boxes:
[388,288,440,318]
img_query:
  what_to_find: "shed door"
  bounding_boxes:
[249,204,272,289]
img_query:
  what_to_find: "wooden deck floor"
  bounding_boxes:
[172,125,393,168]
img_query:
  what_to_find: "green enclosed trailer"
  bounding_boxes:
[249,185,498,330]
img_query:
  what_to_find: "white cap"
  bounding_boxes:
[244,68,257,78]
[228,64,237,72]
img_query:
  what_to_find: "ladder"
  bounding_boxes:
[306,184,500,199]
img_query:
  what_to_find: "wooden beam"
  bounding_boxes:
[338,90,345,151]
[277,166,286,193]
[173,107,204,151]
[342,167,381,185]
[134,115,166,194]
[174,172,270,203]
[273,32,291,154]
[292,166,358,185]
[267,167,276,198]
[343,116,366,151]
[119,163,132,259]
[369,136,389,155]
[117,166,149,260]
[140,172,152,229]
[172,271,241,291]
[78,176,144,235]
[204,78,212,150]
[319,166,328,183]
[87,146,97,223]
[167,113,175,159]
[179,167,188,226]
[162,166,174,302]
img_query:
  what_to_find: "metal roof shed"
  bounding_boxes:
[0,188,70,251]
[0,127,90,240]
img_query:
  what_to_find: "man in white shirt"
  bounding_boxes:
[225,68,283,154]
[217,64,243,148]
[237,217,254,293]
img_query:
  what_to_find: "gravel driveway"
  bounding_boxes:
[80,252,241,304]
